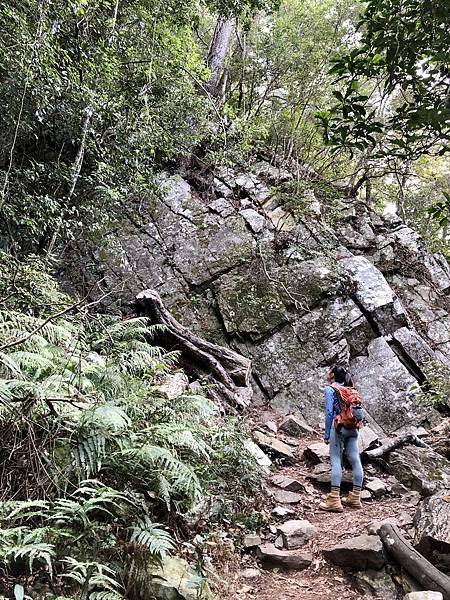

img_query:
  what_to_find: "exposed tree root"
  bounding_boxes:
[135,289,252,410]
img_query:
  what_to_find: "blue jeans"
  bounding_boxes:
[330,425,364,488]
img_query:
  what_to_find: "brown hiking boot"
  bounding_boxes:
[319,491,343,512]
[342,490,362,509]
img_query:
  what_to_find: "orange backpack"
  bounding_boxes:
[331,383,364,430]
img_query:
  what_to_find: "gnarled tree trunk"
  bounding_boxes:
[135,289,252,411]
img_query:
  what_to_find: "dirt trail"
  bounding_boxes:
[234,421,419,600]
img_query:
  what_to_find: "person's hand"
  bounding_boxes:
[323,438,329,445]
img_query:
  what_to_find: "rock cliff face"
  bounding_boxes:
[63,163,450,435]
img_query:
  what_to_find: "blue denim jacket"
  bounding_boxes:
[324,383,343,441]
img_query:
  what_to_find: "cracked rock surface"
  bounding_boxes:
[61,163,450,437]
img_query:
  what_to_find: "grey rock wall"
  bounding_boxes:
[62,164,450,435]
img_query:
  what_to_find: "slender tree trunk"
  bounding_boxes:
[365,177,372,204]
[396,173,407,220]
[394,161,409,221]
[207,16,234,99]
[46,0,120,255]
[347,150,370,197]
[236,28,248,113]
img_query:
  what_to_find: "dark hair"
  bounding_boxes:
[331,365,354,387]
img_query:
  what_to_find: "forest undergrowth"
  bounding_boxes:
[0,251,263,600]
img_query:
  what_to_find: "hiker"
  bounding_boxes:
[319,365,364,512]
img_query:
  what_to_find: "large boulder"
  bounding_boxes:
[236,293,375,423]
[292,296,373,364]
[241,325,330,422]
[351,337,432,434]
[214,261,289,339]
[392,328,437,378]
[371,223,450,293]
[339,254,407,335]
[245,325,316,399]
[327,297,379,357]
[388,275,450,366]
[414,491,450,572]
[215,253,342,342]
[156,176,255,287]
[386,446,450,497]
[143,556,213,600]
[323,534,386,570]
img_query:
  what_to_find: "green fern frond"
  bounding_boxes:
[82,366,127,401]
[73,433,106,479]
[0,352,22,378]
[152,474,172,510]
[61,558,122,592]
[51,482,131,529]
[51,498,92,529]
[83,404,131,430]
[104,317,154,339]
[8,351,55,375]
[3,500,50,523]
[129,516,174,558]
[89,592,126,600]
[4,378,42,399]
[6,542,55,577]
[119,445,202,506]
[0,312,76,347]
[148,424,211,459]
[176,394,216,421]
[0,378,13,401]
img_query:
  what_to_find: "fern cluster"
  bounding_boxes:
[0,281,263,598]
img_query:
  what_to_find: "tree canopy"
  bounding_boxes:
[0,0,448,254]
[319,0,450,159]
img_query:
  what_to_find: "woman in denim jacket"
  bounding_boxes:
[319,365,364,512]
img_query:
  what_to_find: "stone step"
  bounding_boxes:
[257,543,312,570]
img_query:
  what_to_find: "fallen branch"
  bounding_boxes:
[365,432,429,460]
[0,298,85,352]
[379,523,450,600]
[0,277,123,352]
[135,289,252,410]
